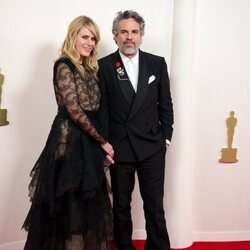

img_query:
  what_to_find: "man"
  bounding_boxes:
[98,10,174,250]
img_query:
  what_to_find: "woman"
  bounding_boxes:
[22,16,115,250]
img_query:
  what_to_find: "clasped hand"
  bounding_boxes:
[101,142,115,167]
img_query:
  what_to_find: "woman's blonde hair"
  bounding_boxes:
[60,15,100,79]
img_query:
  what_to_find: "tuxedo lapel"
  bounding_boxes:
[113,51,135,105]
[128,51,148,120]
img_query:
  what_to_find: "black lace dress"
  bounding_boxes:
[22,58,114,250]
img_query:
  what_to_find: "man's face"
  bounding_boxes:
[114,18,142,58]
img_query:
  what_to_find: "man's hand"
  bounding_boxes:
[104,154,115,167]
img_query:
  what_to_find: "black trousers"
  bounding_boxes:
[110,148,170,250]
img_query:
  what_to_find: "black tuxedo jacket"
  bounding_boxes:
[98,50,174,162]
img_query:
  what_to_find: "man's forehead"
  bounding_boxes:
[118,19,140,27]
[119,27,140,31]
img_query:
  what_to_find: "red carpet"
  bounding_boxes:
[133,240,250,250]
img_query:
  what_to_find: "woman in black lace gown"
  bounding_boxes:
[22,16,115,250]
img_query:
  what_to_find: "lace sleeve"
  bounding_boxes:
[55,62,106,144]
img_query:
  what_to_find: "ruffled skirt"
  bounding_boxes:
[22,112,114,250]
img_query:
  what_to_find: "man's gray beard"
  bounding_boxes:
[122,47,138,56]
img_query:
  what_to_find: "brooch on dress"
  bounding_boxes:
[115,61,129,81]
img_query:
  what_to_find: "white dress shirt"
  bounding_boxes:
[119,51,139,92]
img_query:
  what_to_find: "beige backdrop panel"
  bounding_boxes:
[0,0,174,249]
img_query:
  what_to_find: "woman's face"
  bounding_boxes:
[75,27,96,62]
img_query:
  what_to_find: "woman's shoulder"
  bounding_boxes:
[53,57,76,81]
[54,57,76,72]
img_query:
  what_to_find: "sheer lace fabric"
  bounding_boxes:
[54,62,106,144]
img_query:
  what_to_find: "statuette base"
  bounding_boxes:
[219,148,238,163]
[0,109,9,126]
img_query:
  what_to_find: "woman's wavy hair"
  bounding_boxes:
[60,15,100,79]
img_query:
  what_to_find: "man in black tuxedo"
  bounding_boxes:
[98,10,174,250]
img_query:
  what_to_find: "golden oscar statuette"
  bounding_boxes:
[219,111,238,163]
[0,68,9,126]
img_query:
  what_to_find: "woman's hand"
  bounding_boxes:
[101,142,115,167]
[101,142,114,158]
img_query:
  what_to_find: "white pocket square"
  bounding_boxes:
[148,75,155,84]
